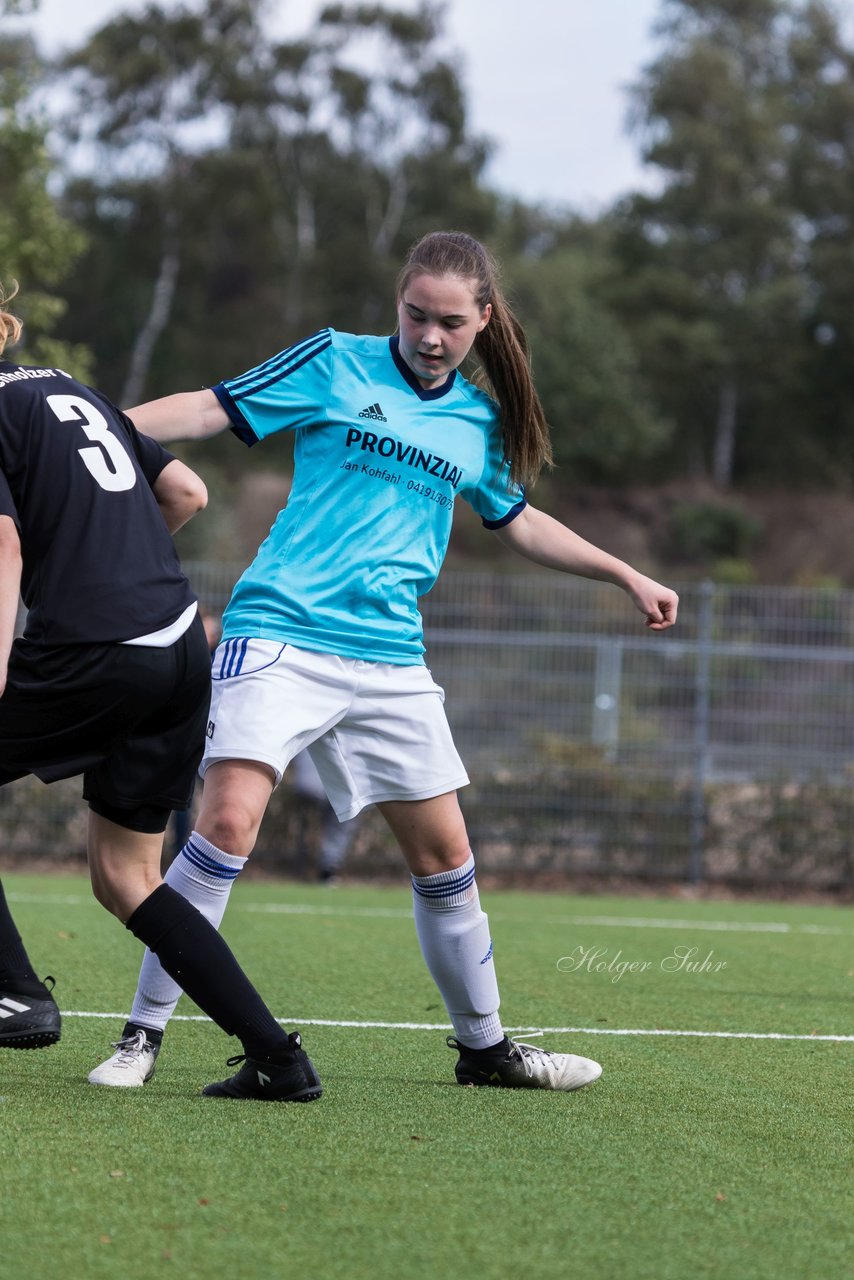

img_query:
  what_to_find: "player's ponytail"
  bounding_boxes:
[396,232,553,489]
[0,282,23,358]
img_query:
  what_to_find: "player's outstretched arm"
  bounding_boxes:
[494,504,679,631]
[127,389,229,443]
[153,459,208,533]
[0,516,22,695]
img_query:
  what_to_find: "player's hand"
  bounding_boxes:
[628,576,679,631]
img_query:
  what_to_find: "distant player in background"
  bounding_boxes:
[290,748,361,884]
[0,285,321,1103]
[92,231,678,1096]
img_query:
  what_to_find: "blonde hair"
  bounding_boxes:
[396,232,553,489]
[0,282,23,358]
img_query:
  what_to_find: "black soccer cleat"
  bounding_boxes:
[0,978,61,1049]
[202,1031,323,1102]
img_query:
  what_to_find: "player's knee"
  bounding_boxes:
[406,842,473,879]
[89,871,112,914]
[89,866,161,924]
[197,801,259,858]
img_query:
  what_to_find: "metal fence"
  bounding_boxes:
[418,573,854,886]
[5,565,854,886]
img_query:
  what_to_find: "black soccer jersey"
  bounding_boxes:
[0,362,195,644]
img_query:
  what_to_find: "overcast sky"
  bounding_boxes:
[15,0,664,211]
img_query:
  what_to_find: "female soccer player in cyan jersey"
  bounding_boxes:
[90,232,678,1098]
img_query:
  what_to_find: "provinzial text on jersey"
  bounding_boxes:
[344,427,463,489]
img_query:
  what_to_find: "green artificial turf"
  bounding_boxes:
[1,872,851,1279]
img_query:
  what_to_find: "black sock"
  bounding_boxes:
[121,1021,164,1047]
[459,1036,511,1057]
[0,879,41,987]
[125,884,289,1058]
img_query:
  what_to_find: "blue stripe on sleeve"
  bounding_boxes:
[212,383,257,446]
[481,497,527,530]
[226,331,332,400]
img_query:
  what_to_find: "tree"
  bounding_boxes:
[609,0,807,487]
[59,0,270,403]
[786,1,854,481]
[212,1,496,331]
[55,0,496,403]
[0,8,90,374]
[501,214,671,483]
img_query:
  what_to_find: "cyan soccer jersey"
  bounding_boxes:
[212,329,526,664]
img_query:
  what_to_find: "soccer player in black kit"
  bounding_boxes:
[0,285,321,1101]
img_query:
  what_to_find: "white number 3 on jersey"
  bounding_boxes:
[47,393,137,492]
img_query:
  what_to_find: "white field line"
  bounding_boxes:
[58,1010,854,1042]
[7,891,853,936]
[242,903,852,936]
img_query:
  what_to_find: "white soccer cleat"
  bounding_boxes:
[88,1029,159,1088]
[450,1036,602,1091]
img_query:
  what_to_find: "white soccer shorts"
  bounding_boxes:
[202,640,470,820]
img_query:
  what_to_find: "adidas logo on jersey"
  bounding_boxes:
[358,402,387,422]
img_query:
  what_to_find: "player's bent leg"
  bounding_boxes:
[380,793,602,1093]
[88,762,273,1087]
[122,884,321,1102]
[85,810,170,1083]
[90,829,249,1087]
[86,800,318,1100]
[87,811,166,923]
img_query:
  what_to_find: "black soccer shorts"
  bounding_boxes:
[0,612,211,833]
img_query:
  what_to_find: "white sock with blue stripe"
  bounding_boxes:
[411,852,503,1050]
[128,832,246,1032]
